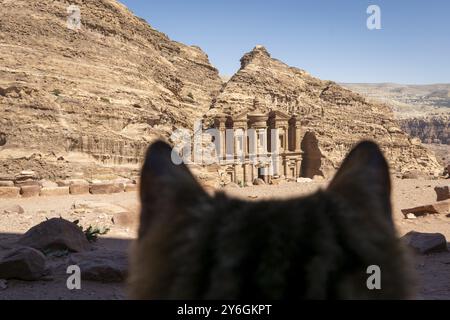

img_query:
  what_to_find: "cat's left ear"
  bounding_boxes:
[138,140,208,238]
[327,141,393,224]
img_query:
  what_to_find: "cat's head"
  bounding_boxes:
[131,140,414,299]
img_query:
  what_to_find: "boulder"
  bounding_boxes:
[18,218,90,253]
[39,187,70,197]
[401,200,450,217]
[253,178,266,186]
[57,179,89,187]
[270,178,283,185]
[39,180,59,188]
[435,186,450,202]
[401,231,448,254]
[401,170,427,180]
[69,184,90,195]
[112,211,138,228]
[89,183,123,195]
[0,247,46,280]
[124,183,138,192]
[68,250,128,282]
[15,180,41,187]
[55,180,71,187]
[0,181,14,187]
[20,185,41,198]
[15,171,38,182]
[223,182,240,189]
[0,187,20,198]
[1,204,24,214]
[69,179,89,185]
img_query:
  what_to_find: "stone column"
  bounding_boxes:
[225,128,234,161]
[258,128,267,155]
[271,127,280,176]
[284,158,288,177]
[213,116,227,161]
[248,128,257,160]
[295,126,301,152]
[283,127,288,152]
[220,128,226,160]
[295,159,301,178]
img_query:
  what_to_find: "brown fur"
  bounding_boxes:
[128,140,415,299]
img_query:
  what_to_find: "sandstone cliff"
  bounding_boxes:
[341,83,450,146]
[399,116,449,145]
[208,46,442,176]
[0,0,222,177]
[0,2,442,180]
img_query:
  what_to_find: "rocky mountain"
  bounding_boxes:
[0,0,222,178]
[398,116,449,145]
[341,83,450,118]
[0,1,443,180]
[208,46,442,177]
[342,83,449,168]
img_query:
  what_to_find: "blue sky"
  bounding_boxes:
[119,0,450,84]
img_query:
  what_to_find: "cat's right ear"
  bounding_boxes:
[327,141,393,225]
[138,140,208,238]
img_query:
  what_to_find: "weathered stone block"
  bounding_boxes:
[0,181,14,187]
[20,185,41,198]
[39,180,58,188]
[401,231,448,254]
[401,200,450,217]
[15,180,41,188]
[69,184,90,195]
[39,187,70,197]
[124,183,138,192]
[90,183,123,195]
[0,187,20,198]
[435,186,450,202]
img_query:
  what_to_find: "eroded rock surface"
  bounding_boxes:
[207,46,441,177]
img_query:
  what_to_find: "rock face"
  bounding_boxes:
[0,0,222,175]
[399,116,449,145]
[208,46,441,177]
[18,218,90,253]
[0,1,442,179]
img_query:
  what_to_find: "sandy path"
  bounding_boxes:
[0,178,449,299]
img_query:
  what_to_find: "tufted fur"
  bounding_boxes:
[128,140,415,299]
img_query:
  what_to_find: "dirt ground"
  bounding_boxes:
[0,178,449,300]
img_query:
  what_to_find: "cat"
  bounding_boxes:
[128,140,415,299]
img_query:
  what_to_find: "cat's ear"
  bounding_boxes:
[327,141,392,223]
[138,140,207,238]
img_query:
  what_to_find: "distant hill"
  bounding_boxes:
[341,83,449,167]
[207,46,441,176]
[341,83,450,119]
